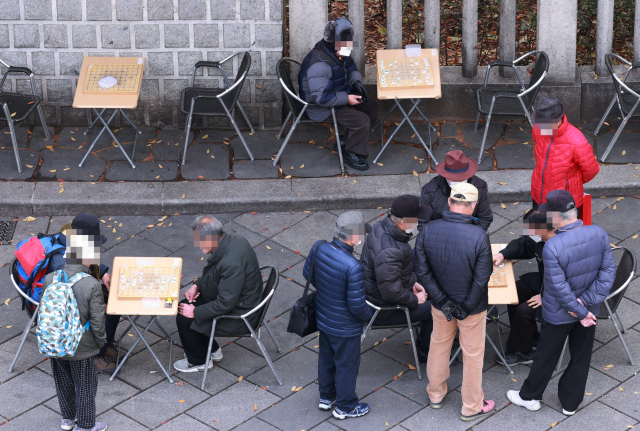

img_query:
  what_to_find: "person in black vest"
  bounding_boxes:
[361,195,433,362]
[298,17,378,171]
[419,150,493,231]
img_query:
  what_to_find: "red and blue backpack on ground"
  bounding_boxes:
[14,233,66,313]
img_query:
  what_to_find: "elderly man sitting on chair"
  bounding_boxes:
[174,215,263,373]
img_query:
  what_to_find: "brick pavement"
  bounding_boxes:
[0,197,639,430]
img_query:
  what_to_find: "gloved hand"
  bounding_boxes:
[351,81,368,103]
[437,297,457,321]
[452,302,470,320]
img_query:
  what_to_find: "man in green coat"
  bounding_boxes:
[174,215,263,373]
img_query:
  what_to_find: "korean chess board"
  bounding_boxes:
[116,257,182,299]
[377,57,434,89]
[83,63,144,95]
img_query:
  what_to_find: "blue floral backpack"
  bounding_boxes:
[36,270,91,358]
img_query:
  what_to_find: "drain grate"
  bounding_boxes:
[0,221,17,244]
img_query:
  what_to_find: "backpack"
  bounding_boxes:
[14,233,65,313]
[36,270,91,358]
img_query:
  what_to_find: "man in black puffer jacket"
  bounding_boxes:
[361,195,433,362]
[418,150,493,231]
[414,182,495,422]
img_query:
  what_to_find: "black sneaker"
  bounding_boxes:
[531,332,540,351]
[342,150,369,171]
[496,350,534,366]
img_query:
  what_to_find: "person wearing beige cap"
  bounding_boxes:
[414,182,495,422]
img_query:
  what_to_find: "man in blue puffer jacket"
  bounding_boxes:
[303,211,373,420]
[508,190,616,416]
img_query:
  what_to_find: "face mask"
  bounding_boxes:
[356,240,362,245]
[405,228,414,235]
[338,47,353,57]
[448,180,465,188]
[529,235,542,242]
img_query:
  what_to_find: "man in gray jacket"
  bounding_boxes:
[508,190,616,416]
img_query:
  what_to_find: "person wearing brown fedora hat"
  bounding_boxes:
[419,150,493,231]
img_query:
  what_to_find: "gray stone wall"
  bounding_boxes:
[0,0,284,129]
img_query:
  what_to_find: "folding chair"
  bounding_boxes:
[475,50,549,163]
[8,258,40,373]
[556,246,637,370]
[273,57,345,175]
[0,60,51,173]
[593,54,640,162]
[181,51,255,165]
[361,301,423,380]
[201,265,283,390]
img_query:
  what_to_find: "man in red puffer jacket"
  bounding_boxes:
[530,97,599,210]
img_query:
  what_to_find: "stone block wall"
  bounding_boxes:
[0,0,284,129]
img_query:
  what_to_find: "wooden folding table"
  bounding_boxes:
[72,57,146,169]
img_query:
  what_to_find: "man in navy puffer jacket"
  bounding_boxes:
[303,211,372,420]
[508,190,615,416]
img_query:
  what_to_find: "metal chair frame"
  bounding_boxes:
[8,258,40,373]
[475,50,549,164]
[361,301,423,380]
[556,246,637,371]
[0,60,51,173]
[181,52,256,165]
[274,58,345,175]
[201,265,283,390]
[593,53,640,162]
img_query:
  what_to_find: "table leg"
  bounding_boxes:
[92,108,137,169]
[84,108,106,135]
[154,320,174,373]
[110,315,153,381]
[396,100,438,164]
[486,331,514,375]
[115,316,140,368]
[411,99,438,133]
[128,316,174,383]
[79,109,119,168]
[373,99,425,164]
[119,108,142,161]
[371,102,398,133]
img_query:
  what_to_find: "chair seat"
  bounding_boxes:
[368,321,421,330]
[0,93,39,122]
[180,87,226,116]
[477,87,527,116]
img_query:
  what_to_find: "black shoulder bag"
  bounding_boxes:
[287,240,326,337]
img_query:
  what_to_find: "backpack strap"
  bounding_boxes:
[60,272,93,331]
[54,270,69,284]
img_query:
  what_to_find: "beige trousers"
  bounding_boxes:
[426,306,487,416]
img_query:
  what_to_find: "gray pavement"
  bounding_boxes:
[0,198,639,430]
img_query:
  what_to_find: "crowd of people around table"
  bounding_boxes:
[30,17,612,431]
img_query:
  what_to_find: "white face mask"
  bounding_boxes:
[355,240,362,245]
[529,235,542,242]
[338,47,353,57]
[405,228,414,235]
[448,180,465,188]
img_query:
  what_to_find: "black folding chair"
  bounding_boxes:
[556,246,637,370]
[475,50,549,163]
[361,301,423,380]
[181,51,255,165]
[8,258,40,373]
[0,60,51,172]
[593,54,640,162]
[200,265,282,390]
[273,57,345,175]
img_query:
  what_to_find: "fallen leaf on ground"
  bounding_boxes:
[497,182,507,185]
[313,345,319,348]
[285,175,291,179]
[373,341,379,346]
[613,204,617,210]
[303,210,310,213]
[295,387,303,392]
[519,126,524,131]
[585,392,595,396]
[155,175,160,179]
[181,194,185,199]
[4,299,10,306]
[10,112,16,117]
[551,422,557,428]
[178,399,185,403]
[23,216,36,222]
[6,325,12,328]
[632,234,638,239]
[513,202,519,205]
[59,188,64,194]
[410,134,416,138]
[620,386,624,391]
[377,162,383,166]
[291,386,297,392]
[414,156,418,160]
[266,245,271,250]
[501,203,507,209]
[159,164,163,168]
[198,175,204,179]
[300,164,304,168]
[49,169,57,173]
[397,371,403,378]
[25,164,33,168]
[623,150,626,155]
[175,381,184,386]
[511,378,517,382]
[294,251,301,255]
[238,376,243,381]
[251,211,258,215]
[403,342,411,345]
[412,170,419,177]
[617,197,624,201]
[63,167,71,171]
[253,404,257,411]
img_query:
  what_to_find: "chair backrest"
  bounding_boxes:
[521,51,549,108]
[218,51,251,111]
[604,53,640,115]
[252,265,279,329]
[599,246,636,318]
[276,57,306,118]
[10,257,38,318]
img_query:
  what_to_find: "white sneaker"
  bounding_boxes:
[562,409,576,416]
[211,348,223,362]
[173,358,214,373]
[507,390,541,411]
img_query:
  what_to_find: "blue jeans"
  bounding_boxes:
[318,331,361,411]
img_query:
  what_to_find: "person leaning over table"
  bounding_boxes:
[418,150,493,232]
[491,208,556,366]
[173,215,263,373]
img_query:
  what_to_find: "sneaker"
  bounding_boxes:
[496,350,534,366]
[333,403,370,419]
[61,419,76,430]
[319,397,336,411]
[173,358,214,373]
[211,348,223,362]
[429,399,444,409]
[93,356,116,375]
[562,408,576,416]
[73,422,107,431]
[460,400,496,421]
[507,390,541,411]
[103,342,125,362]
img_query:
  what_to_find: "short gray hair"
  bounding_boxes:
[450,197,474,208]
[560,208,579,221]
[335,224,348,240]
[390,214,402,224]
[191,215,224,236]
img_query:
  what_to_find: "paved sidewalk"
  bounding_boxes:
[0,197,639,430]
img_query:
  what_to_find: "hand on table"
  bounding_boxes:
[527,294,542,309]
[493,253,505,266]
[102,273,111,291]
[184,284,200,303]
[179,303,195,318]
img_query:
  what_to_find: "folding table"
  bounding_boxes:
[372,48,442,165]
[72,57,146,169]
[106,256,183,384]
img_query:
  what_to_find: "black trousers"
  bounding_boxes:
[373,300,433,348]
[334,100,379,157]
[519,320,596,412]
[506,281,540,353]
[176,298,220,366]
[318,331,361,411]
[99,285,120,357]
[51,357,98,429]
